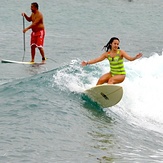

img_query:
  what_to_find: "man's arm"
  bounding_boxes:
[23,13,43,33]
[22,13,32,22]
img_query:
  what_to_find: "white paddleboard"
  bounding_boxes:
[85,84,123,108]
[1,59,45,65]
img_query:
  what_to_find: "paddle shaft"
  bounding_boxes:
[22,16,25,61]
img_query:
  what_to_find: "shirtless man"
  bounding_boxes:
[22,2,45,63]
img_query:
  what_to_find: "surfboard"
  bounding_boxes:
[1,59,45,65]
[85,84,123,108]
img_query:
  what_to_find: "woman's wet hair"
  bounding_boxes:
[103,37,120,52]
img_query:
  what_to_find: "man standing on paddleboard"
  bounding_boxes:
[22,2,46,63]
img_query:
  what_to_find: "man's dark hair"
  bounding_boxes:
[31,2,39,9]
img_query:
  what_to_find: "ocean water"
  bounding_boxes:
[0,0,163,162]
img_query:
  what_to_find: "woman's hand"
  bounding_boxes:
[135,53,143,59]
[81,61,88,66]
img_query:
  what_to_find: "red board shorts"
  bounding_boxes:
[30,30,45,47]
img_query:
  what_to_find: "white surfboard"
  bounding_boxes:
[85,84,123,108]
[1,59,45,65]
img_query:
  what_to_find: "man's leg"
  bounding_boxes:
[31,45,36,62]
[38,47,45,62]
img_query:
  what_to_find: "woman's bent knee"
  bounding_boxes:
[108,75,125,84]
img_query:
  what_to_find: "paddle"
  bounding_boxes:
[22,16,25,61]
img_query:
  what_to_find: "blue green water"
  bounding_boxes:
[0,0,163,162]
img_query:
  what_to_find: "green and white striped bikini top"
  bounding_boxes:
[107,49,126,76]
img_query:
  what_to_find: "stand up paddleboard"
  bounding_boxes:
[1,59,45,65]
[85,84,123,108]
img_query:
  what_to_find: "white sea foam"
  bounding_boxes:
[53,53,163,133]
